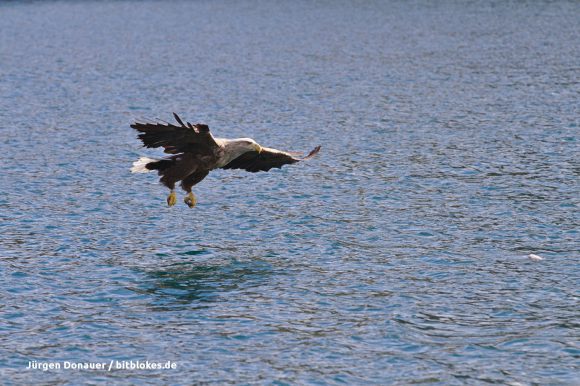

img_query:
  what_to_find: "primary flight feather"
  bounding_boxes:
[131,113,321,207]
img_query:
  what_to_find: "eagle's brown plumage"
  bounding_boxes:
[131,113,321,207]
[221,146,321,173]
[132,112,218,155]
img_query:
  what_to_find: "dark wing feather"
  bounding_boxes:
[222,145,321,173]
[131,113,218,154]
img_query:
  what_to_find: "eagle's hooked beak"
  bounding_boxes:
[254,143,263,154]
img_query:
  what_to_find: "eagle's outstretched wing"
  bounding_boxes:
[131,113,219,154]
[222,145,321,173]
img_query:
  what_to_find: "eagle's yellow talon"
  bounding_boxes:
[184,192,197,208]
[167,191,177,207]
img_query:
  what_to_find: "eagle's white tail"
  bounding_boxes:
[131,157,158,173]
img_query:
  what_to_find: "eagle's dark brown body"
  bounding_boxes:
[147,153,212,192]
[131,113,320,207]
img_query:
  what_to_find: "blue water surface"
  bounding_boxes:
[0,0,578,384]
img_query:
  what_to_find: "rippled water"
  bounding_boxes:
[1,1,578,384]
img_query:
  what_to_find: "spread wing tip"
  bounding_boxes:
[173,112,186,127]
[301,145,321,160]
[131,118,170,129]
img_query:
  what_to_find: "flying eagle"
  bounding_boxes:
[131,113,321,207]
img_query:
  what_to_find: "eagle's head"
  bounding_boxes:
[218,137,264,167]
[236,138,263,154]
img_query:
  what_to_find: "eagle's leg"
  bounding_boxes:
[181,171,209,209]
[160,177,178,207]
[184,192,197,208]
[163,181,177,207]
[167,191,177,207]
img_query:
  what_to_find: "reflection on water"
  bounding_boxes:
[0,0,578,384]
[136,259,275,311]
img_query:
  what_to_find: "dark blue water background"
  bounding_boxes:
[0,1,578,384]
